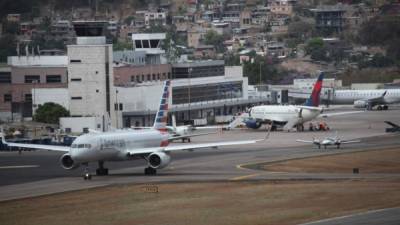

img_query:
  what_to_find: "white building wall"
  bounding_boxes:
[60,117,102,133]
[351,83,383,90]
[117,82,167,112]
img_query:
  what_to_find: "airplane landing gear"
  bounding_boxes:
[144,167,157,175]
[96,161,109,176]
[296,124,304,132]
[83,163,92,180]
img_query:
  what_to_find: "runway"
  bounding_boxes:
[0,107,399,224]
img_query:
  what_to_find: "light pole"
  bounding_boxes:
[32,80,38,116]
[115,89,119,129]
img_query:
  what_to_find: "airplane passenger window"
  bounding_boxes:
[78,144,85,148]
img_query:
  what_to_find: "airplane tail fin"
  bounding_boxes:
[304,72,324,107]
[153,80,171,131]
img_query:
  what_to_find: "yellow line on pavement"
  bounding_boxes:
[230,173,260,181]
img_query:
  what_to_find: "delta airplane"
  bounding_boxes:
[233,72,363,131]
[242,72,325,131]
[327,89,400,110]
[296,132,361,149]
[1,80,269,180]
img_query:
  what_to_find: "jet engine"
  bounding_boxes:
[354,100,368,108]
[148,152,171,169]
[244,118,262,129]
[60,153,80,170]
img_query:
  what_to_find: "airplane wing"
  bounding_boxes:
[168,131,217,141]
[384,121,400,128]
[340,139,361,144]
[363,91,387,104]
[319,111,364,118]
[127,127,271,156]
[127,138,265,156]
[296,139,314,143]
[0,134,70,152]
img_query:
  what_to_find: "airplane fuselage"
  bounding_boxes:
[69,129,169,163]
[330,89,400,105]
[250,105,321,124]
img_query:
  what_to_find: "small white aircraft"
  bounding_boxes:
[296,132,361,149]
[1,80,269,180]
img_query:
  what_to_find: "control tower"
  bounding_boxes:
[67,21,118,130]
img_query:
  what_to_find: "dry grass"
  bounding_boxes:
[1,149,400,225]
[263,148,400,173]
[0,180,400,225]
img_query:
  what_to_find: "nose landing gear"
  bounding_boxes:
[83,163,91,180]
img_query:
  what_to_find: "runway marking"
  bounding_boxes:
[230,173,260,181]
[0,165,39,169]
[298,207,400,225]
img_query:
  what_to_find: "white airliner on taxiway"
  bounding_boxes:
[0,80,268,180]
[327,89,400,110]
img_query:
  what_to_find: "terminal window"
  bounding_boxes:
[3,94,12,102]
[0,72,11,83]
[46,75,62,83]
[24,75,40,83]
[25,94,32,102]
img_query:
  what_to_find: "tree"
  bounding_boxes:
[305,38,329,61]
[0,34,17,62]
[34,102,69,124]
[203,30,225,53]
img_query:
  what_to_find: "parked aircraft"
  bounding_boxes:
[327,89,400,110]
[296,132,360,149]
[385,121,400,133]
[241,72,325,131]
[0,80,269,180]
[132,114,215,143]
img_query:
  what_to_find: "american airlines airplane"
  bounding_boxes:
[242,72,325,131]
[327,89,400,110]
[0,80,268,180]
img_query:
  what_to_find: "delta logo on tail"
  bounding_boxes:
[304,72,324,107]
[153,80,171,131]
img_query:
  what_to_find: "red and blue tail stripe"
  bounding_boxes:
[153,80,171,131]
[304,72,324,107]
